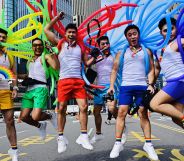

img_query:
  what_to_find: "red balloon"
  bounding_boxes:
[24,0,40,12]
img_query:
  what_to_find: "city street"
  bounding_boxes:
[0,113,184,161]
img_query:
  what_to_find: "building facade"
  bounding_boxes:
[72,0,101,26]
[2,0,17,28]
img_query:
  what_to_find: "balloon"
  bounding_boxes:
[24,0,41,12]
[177,35,184,63]
[81,64,105,89]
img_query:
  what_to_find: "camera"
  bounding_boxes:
[103,93,114,102]
[90,47,104,63]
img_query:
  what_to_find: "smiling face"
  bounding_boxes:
[0,32,7,49]
[65,28,77,42]
[125,28,140,47]
[32,39,44,56]
[160,24,177,42]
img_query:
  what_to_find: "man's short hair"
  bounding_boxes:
[0,28,8,35]
[65,23,77,32]
[32,38,43,45]
[97,36,109,45]
[158,17,176,30]
[124,25,140,36]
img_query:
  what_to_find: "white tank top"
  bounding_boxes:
[29,56,47,83]
[28,56,47,91]
[121,48,147,86]
[58,42,82,80]
[160,43,184,81]
[95,55,114,85]
[0,54,11,89]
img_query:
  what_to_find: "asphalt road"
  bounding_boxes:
[0,113,184,161]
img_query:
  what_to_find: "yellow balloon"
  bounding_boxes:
[7,23,42,44]
[9,12,42,30]
[7,51,33,60]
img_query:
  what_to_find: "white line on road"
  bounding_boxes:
[0,130,28,139]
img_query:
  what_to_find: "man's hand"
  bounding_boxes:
[107,86,115,95]
[58,11,65,20]
[12,90,18,99]
[147,85,154,94]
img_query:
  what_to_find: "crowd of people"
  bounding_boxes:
[0,10,184,161]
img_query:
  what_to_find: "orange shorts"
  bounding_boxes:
[58,78,87,102]
[0,90,13,110]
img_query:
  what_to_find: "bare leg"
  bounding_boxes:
[107,100,118,119]
[57,102,67,133]
[93,105,102,133]
[76,98,88,131]
[2,109,17,147]
[150,90,184,120]
[20,108,51,127]
[171,102,184,129]
[115,105,129,138]
[138,107,151,139]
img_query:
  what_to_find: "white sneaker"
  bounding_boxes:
[76,134,93,150]
[110,142,124,158]
[8,148,18,161]
[105,119,111,125]
[57,136,68,153]
[50,112,57,129]
[121,126,128,144]
[143,143,159,160]
[38,122,47,140]
[90,133,104,144]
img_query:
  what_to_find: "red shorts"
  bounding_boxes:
[58,78,87,102]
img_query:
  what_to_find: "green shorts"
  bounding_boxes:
[22,87,48,109]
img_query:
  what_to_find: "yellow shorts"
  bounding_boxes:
[0,90,13,110]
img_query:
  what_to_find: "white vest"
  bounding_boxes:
[95,55,114,85]
[28,56,47,91]
[0,54,11,89]
[58,42,82,80]
[29,56,46,83]
[159,43,184,81]
[121,48,147,86]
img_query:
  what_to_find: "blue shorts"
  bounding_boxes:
[162,81,184,104]
[118,86,147,106]
[94,85,117,105]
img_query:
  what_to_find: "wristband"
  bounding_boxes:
[13,86,19,91]
[147,83,154,87]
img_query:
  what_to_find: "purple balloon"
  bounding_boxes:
[177,34,184,63]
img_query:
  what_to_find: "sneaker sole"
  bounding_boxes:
[76,139,93,150]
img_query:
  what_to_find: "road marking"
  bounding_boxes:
[18,134,55,147]
[0,130,28,139]
[151,121,184,134]
[133,117,184,134]
[130,131,160,142]
[170,149,184,161]
[132,148,164,159]
[0,153,26,161]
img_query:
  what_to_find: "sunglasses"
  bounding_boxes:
[100,42,110,46]
[32,44,43,47]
